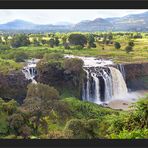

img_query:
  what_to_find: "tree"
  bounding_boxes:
[68,34,87,47]
[87,34,96,48]
[61,35,67,45]
[54,37,60,46]
[23,83,59,133]
[114,42,121,49]
[63,42,70,49]
[128,41,134,47]
[2,99,18,115]
[108,32,113,40]
[14,51,28,62]
[0,44,10,51]
[125,45,133,54]
[0,37,4,44]
[41,39,47,45]
[32,38,40,46]
[63,58,84,74]
[49,38,55,48]
[10,34,30,48]
[43,53,64,61]
[8,113,25,135]
[107,97,148,139]
[18,125,32,139]
[64,119,99,139]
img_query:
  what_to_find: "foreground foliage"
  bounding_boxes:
[0,94,147,139]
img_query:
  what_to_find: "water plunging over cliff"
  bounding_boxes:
[65,55,128,104]
[109,67,128,99]
[117,64,126,80]
[22,59,40,84]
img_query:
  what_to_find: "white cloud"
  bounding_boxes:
[0,9,147,24]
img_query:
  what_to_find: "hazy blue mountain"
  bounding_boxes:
[0,19,72,32]
[0,19,37,30]
[1,11,148,32]
[108,11,148,31]
[74,11,148,31]
[73,18,113,31]
[54,21,74,26]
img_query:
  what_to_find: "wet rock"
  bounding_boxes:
[124,63,148,90]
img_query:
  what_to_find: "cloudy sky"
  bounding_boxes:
[0,9,147,24]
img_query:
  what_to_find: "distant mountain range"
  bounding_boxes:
[1,11,148,32]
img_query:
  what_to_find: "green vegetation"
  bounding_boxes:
[0,32,148,139]
[0,94,147,139]
[0,58,22,74]
[0,32,148,68]
[36,53,84,98]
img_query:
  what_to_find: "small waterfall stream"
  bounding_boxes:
[117,64,126,80]
[22,59,40,84]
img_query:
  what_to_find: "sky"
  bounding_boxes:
[0,9,148,25]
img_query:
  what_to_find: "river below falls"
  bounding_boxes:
[104,90,148,110]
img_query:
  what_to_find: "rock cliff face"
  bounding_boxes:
[0,71,30,103]
[124,63,148,90]
[0,62,147,103]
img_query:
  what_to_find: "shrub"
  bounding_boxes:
[72,45,83,50]
[14,52,28,62]
[114,42,121,49]
[64,119,99,139]
[0,44,10,51]
[43,53,64,61]
[68,34,87,47]
[10,34,30,48]
[63,58,84,74]
[63,42,70,49]
[125,45,133,53]
[128,41,134,47]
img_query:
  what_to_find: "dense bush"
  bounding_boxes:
[114,42,121,49]
[63,98,117,119]
[64,119,99,139]
[0,58,22,74]
[125,45,133,53]
[10,34,30,48]
[63,58,84,74]
[106,97,148,138]
[68,34,87,47]
[0,44,10,51]
[14,51,28,62]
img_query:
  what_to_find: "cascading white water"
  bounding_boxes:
[117,64,126,80]
[83,66,128,104]
[82,69,90,101]
[109,67,128,99]
[101,69,112,101]
[22,59,40,84]
[65,55,128,104]
[91,73,100,101]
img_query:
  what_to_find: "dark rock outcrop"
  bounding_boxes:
[0,71,30,103]
[124,63,148,90]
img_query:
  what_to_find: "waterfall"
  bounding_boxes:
[82,67,113,103]
[65,55,128,104]
[22,59,39,84]
[109,67,128,99]
[82,69,90,101]
[117,64,126,80]
[82,66,128,104]
[101,68,112,101]
[91,73,100,101]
